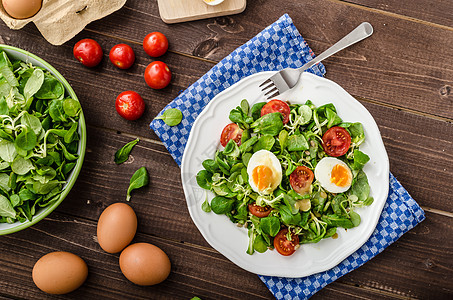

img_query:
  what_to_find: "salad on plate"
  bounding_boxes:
[196,98,373,256]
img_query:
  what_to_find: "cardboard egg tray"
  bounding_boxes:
[0,0,126,45]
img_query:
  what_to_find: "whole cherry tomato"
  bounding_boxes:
[109,44,135,69]
[144,61,171,89]
[115,91,145,121]
[143,32,169,57]
[73,39,103,68]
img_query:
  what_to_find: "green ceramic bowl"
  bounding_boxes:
[0,45,86,235]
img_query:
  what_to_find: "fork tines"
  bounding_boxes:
[259,79,280,99]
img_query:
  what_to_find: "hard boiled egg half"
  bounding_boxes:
[314,157,353,193]
[247,150,282,194]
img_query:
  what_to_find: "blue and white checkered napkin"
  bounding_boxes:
[150,14,425,299]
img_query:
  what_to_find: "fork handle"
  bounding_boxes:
[299,22,374,72]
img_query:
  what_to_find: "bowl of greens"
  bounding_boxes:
[0,45,86,235]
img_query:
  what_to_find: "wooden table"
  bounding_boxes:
[0,1,452,299]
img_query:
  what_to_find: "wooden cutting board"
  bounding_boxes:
[157,0,246,24]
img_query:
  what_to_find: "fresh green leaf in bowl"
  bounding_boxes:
[0,50,82,224]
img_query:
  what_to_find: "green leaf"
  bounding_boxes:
[352,149,370,170]
[0,140,17,162]
[287,134,309,151]
[211,196,235,214]
[64,122,78,144]
[0,173,11,192]
[114,138,139,164]
[252,135,275,152]
[35,74,64,99]
[240,99,249,115]
[253,234,268,253]
[298,105,313,125]
[21,112,42,135]
[63,98,81,117]
[260,216,280,237]
[11,156,34,175]
[0,194,15,218]
[201,196,211,213]
[48,99,67,122]
[250,102,266,121]
[0,96,8,115]
[155,108,183,126]
[196,170,212,190]
[251,112,284,136]
[126,167,149,201]
[24,69,44,100]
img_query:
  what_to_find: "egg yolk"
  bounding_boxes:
[330,164,351,187]
[252,165,273,191]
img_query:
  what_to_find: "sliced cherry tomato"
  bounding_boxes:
[248,203,272,218]
[261,99,291,124]
[109,44,135,69]
[322,126,352,157]
[143,32,169,57]
[73,39,103,68]
[289,166,314,195]
[144,61,172,89]
[220,123,242,147]
[115,91,145,121]
[274,228,299,256]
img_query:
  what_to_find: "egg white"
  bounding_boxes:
[314,157,352,194]
[247,150,282,194]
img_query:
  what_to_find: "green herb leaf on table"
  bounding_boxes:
[114,138,139,165]
[126,167,149,201]
[155,108,183,126]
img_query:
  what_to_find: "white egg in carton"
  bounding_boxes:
[0,0,126,45]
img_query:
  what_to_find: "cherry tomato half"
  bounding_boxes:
[274,228,299,256]
[73,39,103,68]
[248,203,272,218]
[220,123,243,147]
[144,61,172,89]
[261,99,291,124]
[289,166,314,195]
[143,32,169,57]
[322,126,352,157]
[115,91,145,121]
[109,44,135,69]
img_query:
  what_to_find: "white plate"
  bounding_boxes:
[181,72,389,277]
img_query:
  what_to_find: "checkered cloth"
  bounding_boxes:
[150,14,425,299]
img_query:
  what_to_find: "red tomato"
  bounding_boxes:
[261,100,291,124]
[274,228,299,256]
[115,91,145,121]
[143,32,169,57]
[144,61,172,89]
[73,39,103,68]
[248,203,272,218]
[109,44,135,69]
[289,166,314,195]
[322,126,352,157]
[220,123,242,147]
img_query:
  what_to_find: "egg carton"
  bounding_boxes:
[0,0,126,45]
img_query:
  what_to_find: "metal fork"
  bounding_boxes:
[259,22,374,99]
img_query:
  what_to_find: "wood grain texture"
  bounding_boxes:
[79,0,453,119]
[343,0,453,28]
[0,0,452,299]
[157,0,246,24]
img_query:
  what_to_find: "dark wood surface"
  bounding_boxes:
[1,0,452,299]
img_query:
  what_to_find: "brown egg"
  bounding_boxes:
[119,243,171,286]
[32,251,88,294]
[97,202,137,253]
[2,0,42,19]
